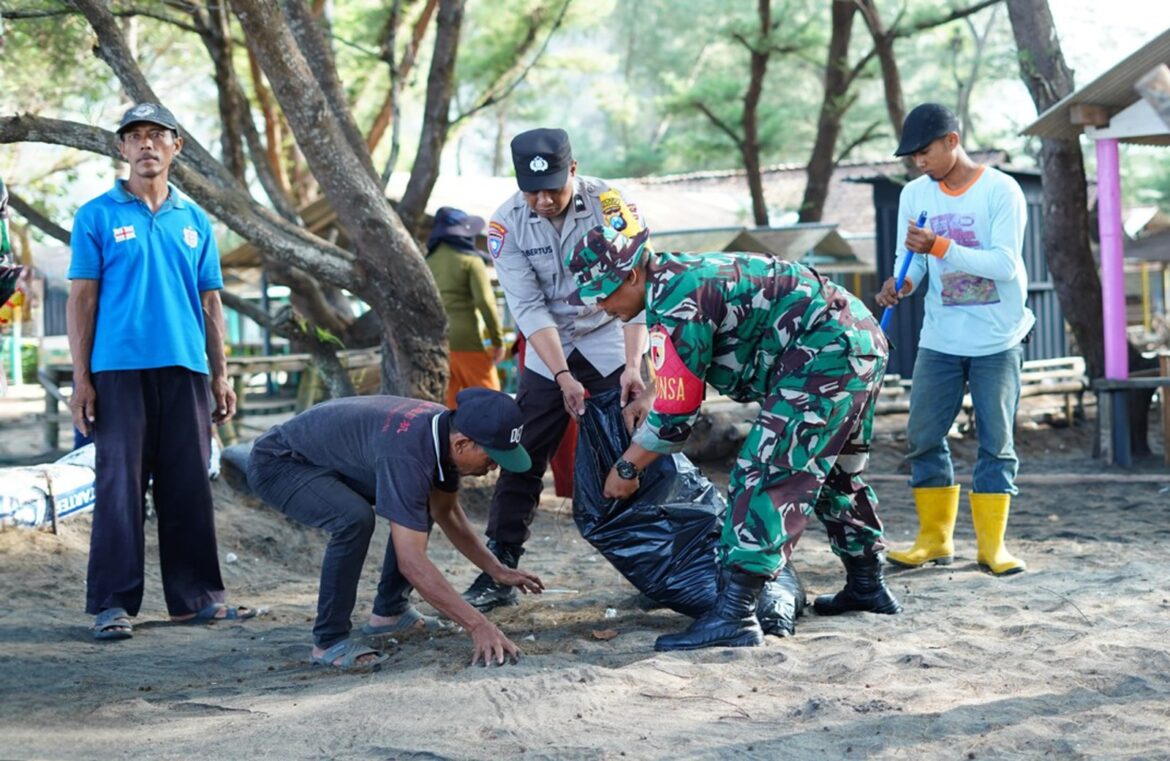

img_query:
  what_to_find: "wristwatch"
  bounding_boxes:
[615,458,642,481]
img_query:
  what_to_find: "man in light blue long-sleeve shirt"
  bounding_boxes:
[875,103,1032,578]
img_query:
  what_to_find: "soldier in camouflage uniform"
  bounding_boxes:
[566,225,902,651]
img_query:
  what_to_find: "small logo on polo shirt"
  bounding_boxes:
[183,226,199,248]
[113,225,136,243]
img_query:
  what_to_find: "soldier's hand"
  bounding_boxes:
[622,392,653,434]
[602,466,639,500]
[619,366,645,407]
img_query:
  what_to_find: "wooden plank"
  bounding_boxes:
[1069,103,1111,127]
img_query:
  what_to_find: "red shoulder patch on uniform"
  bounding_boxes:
[488,221,507,259]
[649,325,703,416]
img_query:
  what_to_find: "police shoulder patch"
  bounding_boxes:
[487,221,507,259]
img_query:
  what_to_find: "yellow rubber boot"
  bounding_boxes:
[970,493,1026,576]
[886,485,960,568]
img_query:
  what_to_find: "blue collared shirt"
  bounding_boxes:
[68,180,223,374]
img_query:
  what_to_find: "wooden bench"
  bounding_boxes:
[35,349,384,449]
[1092,358,1170,467]
[873,357,1088,423]
[1015,356,1089,423]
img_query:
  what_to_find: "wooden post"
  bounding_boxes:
[1135,64,1170,129]
[1160,353,1170,466]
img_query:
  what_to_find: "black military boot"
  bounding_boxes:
[813,554,903,616]
[655,572,766,651]
[462,540,524,612]
[757,562,807,638]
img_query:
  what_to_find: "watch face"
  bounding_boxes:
[616,459,639,480]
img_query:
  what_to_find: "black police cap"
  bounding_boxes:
[510,128,573,193]
[894,103,960,157]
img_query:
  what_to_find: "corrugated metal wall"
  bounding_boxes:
[870,169,1069,378]
[42,285,69,337]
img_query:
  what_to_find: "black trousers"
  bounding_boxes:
[248,438,417,649]
[85,367,225,617]
[487,350,622,546]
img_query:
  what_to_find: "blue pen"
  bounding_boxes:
[879,210,928,331]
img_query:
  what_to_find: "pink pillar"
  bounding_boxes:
[1096,138,1129,379]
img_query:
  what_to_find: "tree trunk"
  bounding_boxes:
[233,0,448,400]
[1006,0,1154,454]
[397,0,465,234]
[742,0,771,227]
[799,1,857,223]
[1005,0,1102,377]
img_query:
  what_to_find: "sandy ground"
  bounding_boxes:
[1,391,1169,760]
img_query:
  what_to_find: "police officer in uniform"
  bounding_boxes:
[462,129,651,611]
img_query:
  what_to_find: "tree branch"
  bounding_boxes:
[0,114,357,286]
[894,0,1003,38]
[834,120,884,163]
[6,192,72,245]
[451,0,573,125]
[70,0,243,193]
[691,102,743,149]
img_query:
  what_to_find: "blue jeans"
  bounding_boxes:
[906,346,1023,494]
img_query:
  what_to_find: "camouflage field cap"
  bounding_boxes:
[565,224,651,306]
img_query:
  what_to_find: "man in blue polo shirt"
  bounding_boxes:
[67,103,252,641]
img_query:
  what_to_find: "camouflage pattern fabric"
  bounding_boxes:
[634,251,889,576]
[568,225,651,305]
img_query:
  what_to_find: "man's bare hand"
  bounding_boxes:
[558,373,586,418]
[210,375,237,424]
[70,379,98,437]
[904,217,937,255]
[492,567,545,595]
[874,275,915,309]
[469,621,521,667]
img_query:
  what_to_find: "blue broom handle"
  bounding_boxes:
[879,210,928,331]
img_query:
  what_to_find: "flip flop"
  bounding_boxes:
[310,639,388,671]
[360,606,448,636]
[93,607,133,641]
[173,602,258,625]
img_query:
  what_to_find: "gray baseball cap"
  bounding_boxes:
[117,103,179,135]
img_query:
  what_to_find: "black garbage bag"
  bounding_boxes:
[573,389,805,633]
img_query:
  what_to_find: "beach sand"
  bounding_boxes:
[1,396,1169,760]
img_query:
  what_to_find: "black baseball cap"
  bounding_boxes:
[117,103,179,135]
[431,206,485,239]
[511,128,573,192]
[894,103,960,157]
[451,388,531,473]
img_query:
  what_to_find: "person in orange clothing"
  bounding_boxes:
[425,207,506,408]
